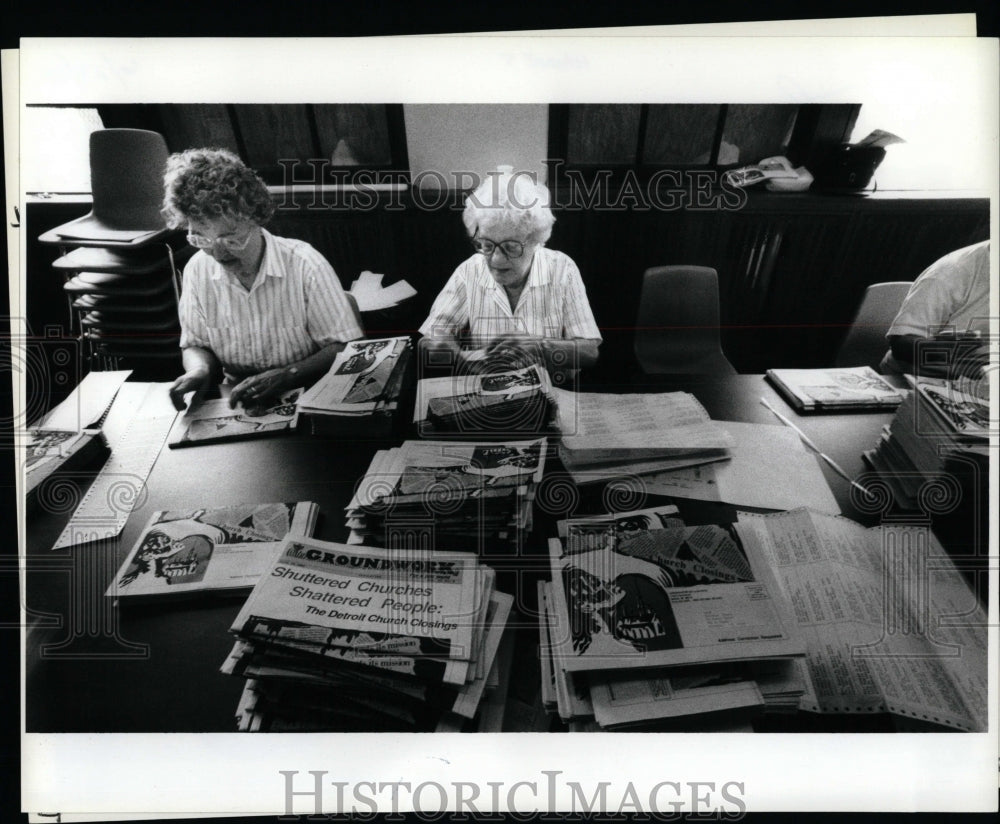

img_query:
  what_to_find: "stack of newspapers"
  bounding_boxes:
[538,505,807,730]
[346,438,547,552]
[297,336,412,436]
[551,388,734,484]
[863,376,989,509]
[414,365,557,438]
[223,537,512,731]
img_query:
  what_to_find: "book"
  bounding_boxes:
[587,669,765,730]
[106,501,319,599]
[168,389,302,448]
[913,378,989,439]
[225,588,511,725]
[765,366,903,412]
[537,505,811,731]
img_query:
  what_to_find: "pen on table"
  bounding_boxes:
[759,397,872,497]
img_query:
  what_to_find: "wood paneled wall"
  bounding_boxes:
[27,192,989,385]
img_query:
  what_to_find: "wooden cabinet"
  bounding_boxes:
[544,191,988,376]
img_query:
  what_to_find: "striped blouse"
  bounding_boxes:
[418,247,602,347]
[179,228,363,377]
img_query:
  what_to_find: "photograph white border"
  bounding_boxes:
[11,27,999,818]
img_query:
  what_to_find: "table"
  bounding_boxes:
[24,375,949,732]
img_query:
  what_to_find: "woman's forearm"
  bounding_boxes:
[279,341,349,387]
[181,346,219,378]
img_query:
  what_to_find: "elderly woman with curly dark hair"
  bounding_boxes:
[419,167,601,376]
[163,148,363,411]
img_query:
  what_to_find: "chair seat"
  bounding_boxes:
[85,331,181,346]
[39,220,174,248]
[64,273,174,297]
[72,293,177,313]
[81,311,180,332]
[53,243,189,274]
[92,341,183,359]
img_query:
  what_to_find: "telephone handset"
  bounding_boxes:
[723,156,813,191]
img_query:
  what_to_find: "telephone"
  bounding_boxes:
[723,156,814,192]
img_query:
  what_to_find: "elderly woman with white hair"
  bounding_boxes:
[418,168,601,374]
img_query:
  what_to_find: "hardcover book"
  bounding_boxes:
[766,366,903,412]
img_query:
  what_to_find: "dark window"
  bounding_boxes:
[96,103,409,185]
[548,103,859,179]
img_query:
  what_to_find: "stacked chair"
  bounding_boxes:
[39,129,192,377]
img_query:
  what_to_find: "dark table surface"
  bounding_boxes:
[24,374,955,732]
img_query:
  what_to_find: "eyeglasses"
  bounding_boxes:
[186,227,255,251]
[471,237,525,259]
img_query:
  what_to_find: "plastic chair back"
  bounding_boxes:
[834,281,913,369]
[90,129,170,230]
[634,265,737,375]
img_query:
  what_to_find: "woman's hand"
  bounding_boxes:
[485,333,544,370]
[168,368,210,411]
[230,367,291,408]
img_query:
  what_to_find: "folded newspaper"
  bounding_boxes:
[414,364,555,437]
[168,389,302,448]
[547,511,804,673]
[231,537,490,664]
[551,388,733,484]
[298,336,411,416]
[106,502,318,599]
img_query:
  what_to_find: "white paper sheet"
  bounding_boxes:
[35,369,132,430]
[643,421,840,514]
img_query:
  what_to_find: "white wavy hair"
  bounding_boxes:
[462,169,556,245]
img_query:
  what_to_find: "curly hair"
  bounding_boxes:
[462,168,556,245]
[161,148,275,229]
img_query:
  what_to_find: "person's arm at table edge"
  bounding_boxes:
[888,333,987,378]
[169,346,218,411]
[417,334,490,372]
[485,333,600,371]
[229,340,350,407]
